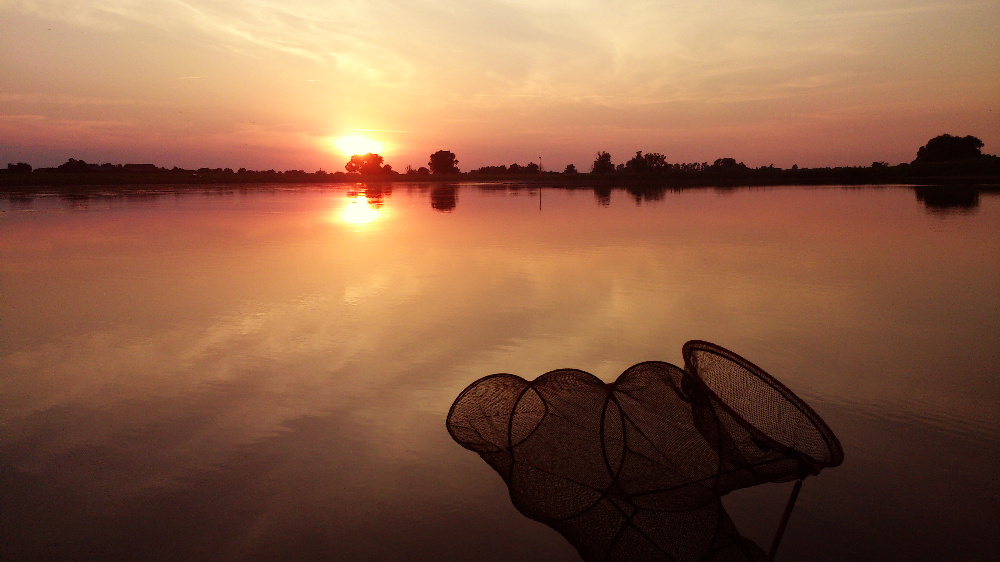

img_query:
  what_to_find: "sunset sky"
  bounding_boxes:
[2,0,998,171]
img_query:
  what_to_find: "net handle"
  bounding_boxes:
[768,478,803,561]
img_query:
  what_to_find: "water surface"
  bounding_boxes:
[2,184,998,560]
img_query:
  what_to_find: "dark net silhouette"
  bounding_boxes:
[446,341,843,561]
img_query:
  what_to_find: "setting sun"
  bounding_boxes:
[335,135,383,157]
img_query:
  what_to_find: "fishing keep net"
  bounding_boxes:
[446,341,843,561]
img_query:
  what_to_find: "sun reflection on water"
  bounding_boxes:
[341,193,380,225]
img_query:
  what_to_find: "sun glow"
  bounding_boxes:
[341,194,380,225]
[335,135,384,157]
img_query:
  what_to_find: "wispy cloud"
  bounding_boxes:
[7,0,991,97]
[0,92,168,107]
[3,0,997,167]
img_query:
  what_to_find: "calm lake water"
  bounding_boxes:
[1,183,998,560]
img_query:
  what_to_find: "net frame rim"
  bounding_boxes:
[681,340,844,470]
[445,373,525,452]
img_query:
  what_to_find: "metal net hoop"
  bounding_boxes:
[682,340,844,471]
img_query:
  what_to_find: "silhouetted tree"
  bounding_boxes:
[592,152,615,174]
[57,158,91,172]
[6,162,32,173]
[428,150,459,174]
[471,165,508,175]
[645,152,668,170]
[915,134,984,163]
[625,151,669,174]
[345,153,385,175]
[563,164,578,174]
[710,158,748,172]
[404,165,428,175]
[625,152,648,173]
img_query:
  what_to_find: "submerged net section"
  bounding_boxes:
[446,341,842,561]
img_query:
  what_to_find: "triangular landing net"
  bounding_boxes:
[446,340,843,561]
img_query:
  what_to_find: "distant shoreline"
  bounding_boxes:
[6,136,999,191]
[2,163,998,193]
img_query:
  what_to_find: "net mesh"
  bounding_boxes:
[446,341,842,561]
[682,340,844,476]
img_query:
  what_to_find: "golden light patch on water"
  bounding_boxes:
[340,194,380,225]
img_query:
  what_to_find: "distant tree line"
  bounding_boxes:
[470,162,541,175]
[584,134,994,179]
[3,134,997,190]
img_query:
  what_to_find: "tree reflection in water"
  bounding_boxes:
[430,184,458,212]
[913,185,981,213]
[341,186,392,225]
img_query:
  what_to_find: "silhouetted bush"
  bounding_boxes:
[624,151,669,174]
[915,134,984,163]
[591,151,614,174]
[57,158,91,172]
